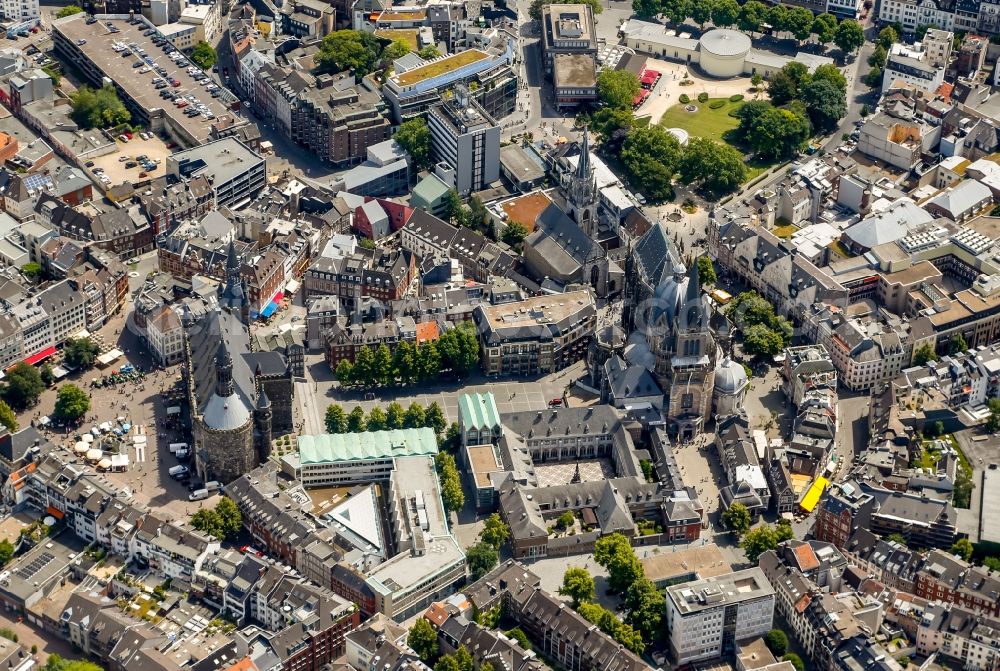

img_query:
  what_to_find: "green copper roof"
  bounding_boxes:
[298,427,439,464]
[457,392,500,431]
[411,173,450,205]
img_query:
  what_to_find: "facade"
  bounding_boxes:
[665,568,776,664]
[427,90,500,195]
[166,138,266,209]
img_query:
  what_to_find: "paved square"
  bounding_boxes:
[534,459,615,487]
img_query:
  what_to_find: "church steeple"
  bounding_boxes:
[224,239,240,295]
[215,340,234,397]
[568,129,597,237]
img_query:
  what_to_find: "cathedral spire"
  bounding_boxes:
[686,256,702,304]
[576,129,591,180]
[215,339,234,397]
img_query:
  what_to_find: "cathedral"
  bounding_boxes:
[183,240,294,484]
[625,225,722,440]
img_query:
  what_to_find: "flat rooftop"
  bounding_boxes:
[168,137,263,186]
[478,289,594,330]
[982,467,1000,545]
[553,53,596,89]
[640,543,731,584]
[466,444,502,489]
[394,49,489,87]
[666,567,774,615]
[500,189,550,231]
[53,14,235,143]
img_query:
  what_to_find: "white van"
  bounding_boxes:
[168,443,188,453]
[204,481,222,492]
[188,489,209,501]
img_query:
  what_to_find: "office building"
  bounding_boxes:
[427,88,500,195]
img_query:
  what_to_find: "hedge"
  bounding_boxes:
[697,92,709,103]
[679,93,690,103]
[729,94,744,102]
[709,100,725,109]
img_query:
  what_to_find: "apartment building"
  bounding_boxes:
[665,568,775,664]
[473,289,596,376]
[427,90,500,195]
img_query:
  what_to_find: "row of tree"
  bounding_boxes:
[726,290,794,356]
[435,452,464,513]
[629,0,865,54]
[334,322,481,388]
[863,26,901,88]
[721,503,796,562]
[324,400,448,435]
[70,85,131,130]
[316,29,441,80]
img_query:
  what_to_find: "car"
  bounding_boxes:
[84,160,95,167]
[171,79,181,87]
[125,161,137,168]
[548,398,564,407]
[175,100,187,108]
[123,131,133,140]
[76,39,86,45]
[118,155,129,162]
[139,171,147,178]
[119,134,129,142]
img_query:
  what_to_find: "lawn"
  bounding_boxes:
[394,49,486,86]
[659,97,744,143]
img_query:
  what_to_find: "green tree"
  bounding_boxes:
[502,222,529,248]
[316,29,383,78]
[631,0,659,17]
[722,502,752,534]
[0,539,13,566]
[347,405,366,433]
[951,537,974,562]
[765,629,789,657]
[190,508,224,539]
[479,513,510,549]
[949,334,969,354]
[621,125,683,202]
[783,653,805,671]
[987,398,1000,433]
[751,72,763,89]
[812,63,848,93]
[40,364,54,387]
[869,44,888,67]
[528,0,602,21]
[334,359,353,386]
[435,451,464,512]
[737,0,767,34]
[394,118,433,170]
[0,399,16,433]
[20,262,41,281]
[624,577,665,642]
[425,401,447,434]
[766,3,789,32]
[877,25,899,50]
[589,107,634,147]
[418,340,441,381]
[767,61,810,105]
[42,658,104,671]
[63,337,100,370]
[597,69,641,109]
[594,533,643,593]
[404,402,426,429]
[56,4,83,16]
[811,13,838,43]
[776,518,794,542]
[383,38,411,62]
[661,0,693,24]
[190,41,218,69]
[887,532,909,546]
[505,628,531,650]
[325,404,347,433]
[69,85,130,129]
[691,0,715,28]
[737,102,810,160]
[834,19,865,54]
[394,341,419,385]
[215,497,242,538]
[386,401,406,429]
[53,384,90,423]
[678,137,748,197]
[696,256,718,286]
[711,0,739,27]
[864,65,883,88]
[786,6,815,42]
[802,78,846,133]
[741,525,780,563]
[913,344,938,366]
[418,45,441,59]
[5,363,45,410]
[555,511,575,530]
[373,343,394,386]
[560,567,596,606]
[366,406,387,431]
[743,323,786,356]
[407,618,439,663]
[954,466,974,509]
[466,541,499,579]
[441,422,461,451]
[354,346,375,387]
[985,557,1000,571]
[577,602,645,653]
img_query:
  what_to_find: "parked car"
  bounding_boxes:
[125,161,137,168]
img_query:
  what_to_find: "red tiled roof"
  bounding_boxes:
[793,543,821,572]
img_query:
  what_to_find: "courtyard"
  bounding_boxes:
[658,96,744,142]
[533,458,615,488]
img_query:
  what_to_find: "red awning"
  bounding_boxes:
[24,346,57,366]
[640,69,660,85]
[271,290,284,303]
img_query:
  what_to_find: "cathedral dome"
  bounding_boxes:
[715,357,748,395]
[203,393,251,431]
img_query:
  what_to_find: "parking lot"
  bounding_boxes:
[90,134,170,186]
[54,15,235,144]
